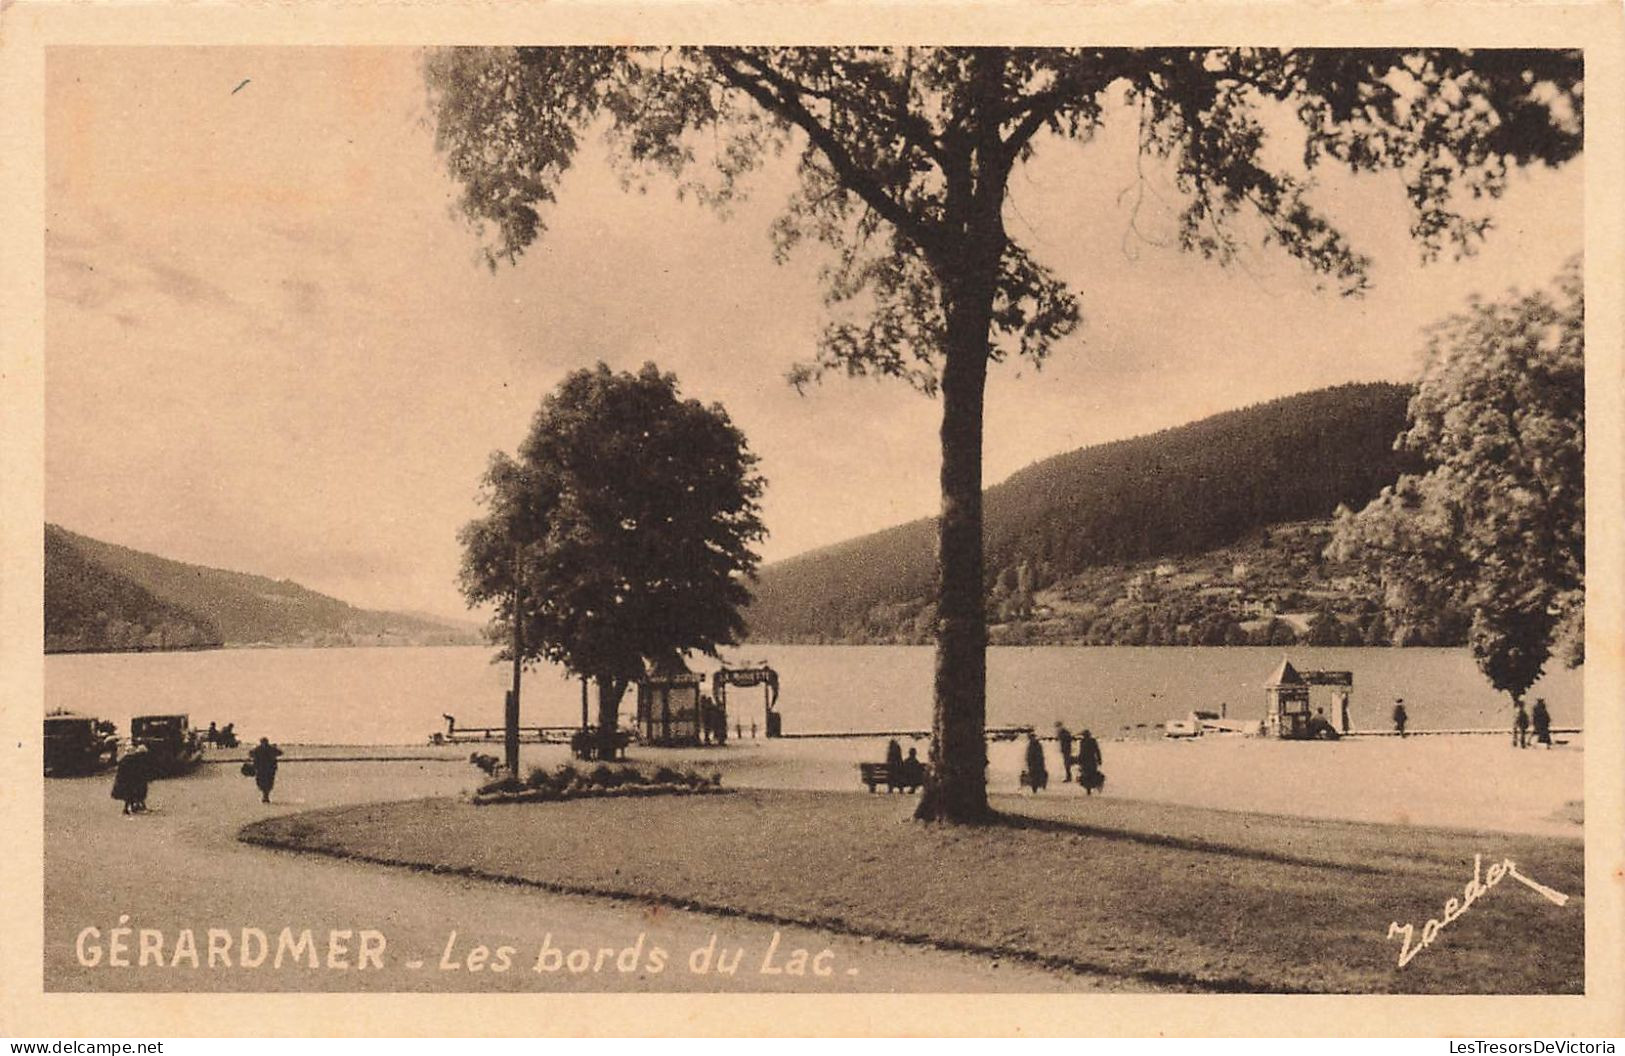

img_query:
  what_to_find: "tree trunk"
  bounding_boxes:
[595,677,628,760]
[914,47,1007,823]
[916,276,996,823]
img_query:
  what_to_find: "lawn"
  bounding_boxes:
[240,789,1583,994]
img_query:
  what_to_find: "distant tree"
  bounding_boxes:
[1332,259,1583,702]
[1305,606,1344,646]
[428,47,1582,821]
[1264,618,1299,647]
[460,363,766,758]
[1196,607,1228,640]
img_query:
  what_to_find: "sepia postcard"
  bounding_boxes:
[2,0,1622,1039]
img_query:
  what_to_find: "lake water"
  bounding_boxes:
[43,644,1583,745]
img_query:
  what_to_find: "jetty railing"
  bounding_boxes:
[1342,727,1582,738]
[776,725,1034,742]
[432,723,584,745]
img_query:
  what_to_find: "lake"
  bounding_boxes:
[43,644,1582,745]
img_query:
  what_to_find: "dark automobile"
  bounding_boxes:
[130,713,204,775]
[44,713,120,776]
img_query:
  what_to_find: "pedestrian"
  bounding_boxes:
[750,720,757,739]
[1392,699,1408,737]
[1513,701,1530,749]
[1054,722,1074,783]
[110,744,150,816]
[249,737,283,803]
[884,738,904,792]
[206,721,219,748]
[1075,728,1104,795]
[1021,732,1048,792]
[901,747,926,790]
[1531,698,1553,748]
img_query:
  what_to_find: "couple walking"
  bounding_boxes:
[1513,698,1553,749]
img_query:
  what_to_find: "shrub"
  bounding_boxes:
[476,775,525,796]
[472,760,723,804]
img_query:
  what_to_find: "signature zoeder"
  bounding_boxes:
[1388,854,1571,968]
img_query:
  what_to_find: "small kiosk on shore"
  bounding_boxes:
[1264,659,1353,739]
[636,654,708,746]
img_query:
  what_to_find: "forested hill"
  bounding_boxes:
[44,525,480,652]
[744,382,1418,644]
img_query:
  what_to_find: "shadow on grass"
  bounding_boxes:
[980,808,1398,877]
[239,814,1300,994]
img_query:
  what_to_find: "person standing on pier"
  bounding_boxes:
[1513,701,1530,749]
[249,737,283,803]
[1392,700,1408,737]
[1531,698,1553,748]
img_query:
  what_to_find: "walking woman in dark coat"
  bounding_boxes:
[249,737,282,803]
[110,745,149,815]
[1075,729,1105,795]
[1021,732,1048,792]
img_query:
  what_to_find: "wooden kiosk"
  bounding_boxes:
[1264,659,1354,739]
[636,654,707,746]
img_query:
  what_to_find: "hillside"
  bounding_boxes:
[44,525,481,652]
[744,382,1440,646]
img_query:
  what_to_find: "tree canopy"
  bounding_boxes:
[428,46,1583,820]
[460,363,767,754]
[1331,258,1583,702]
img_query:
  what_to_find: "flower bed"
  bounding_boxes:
[471,762,726,806]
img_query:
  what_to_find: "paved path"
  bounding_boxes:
[45,759,1110,993]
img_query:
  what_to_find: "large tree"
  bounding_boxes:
[427,46,1582,820]
[1331,258,1583,703]
[461,363,766,759]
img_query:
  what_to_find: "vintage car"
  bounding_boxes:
[43,712,120,776]
[130,713,205,774]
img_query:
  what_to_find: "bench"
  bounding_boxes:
[858,762,924,794]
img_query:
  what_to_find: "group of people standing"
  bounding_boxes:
[110,735,283,815]
[1022,723,1103,794]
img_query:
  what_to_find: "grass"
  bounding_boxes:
[239,789,1583,994]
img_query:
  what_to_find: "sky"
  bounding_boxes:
[44,47,1585,621]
